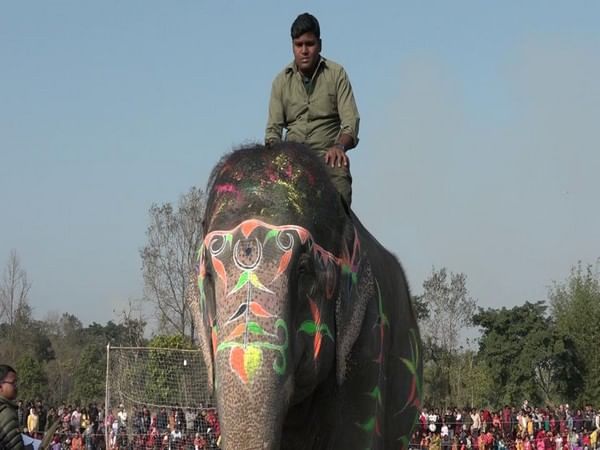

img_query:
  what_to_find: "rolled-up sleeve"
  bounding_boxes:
[336,68,360,145]
[265,76,286,144]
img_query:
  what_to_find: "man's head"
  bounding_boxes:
[290,13,321,77]
[0,365,18,401]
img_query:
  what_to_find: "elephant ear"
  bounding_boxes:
[188,271,215,395]
[335,220,375,385]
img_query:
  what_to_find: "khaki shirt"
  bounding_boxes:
[265,57,360,153]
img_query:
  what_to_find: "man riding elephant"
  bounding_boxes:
[265,12,360,207]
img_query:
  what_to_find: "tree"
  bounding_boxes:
[549,261,600,404]
[141,187,206,339]
[16,354,47,401]
[473,301,570,406]
[144,335,195,403]
[113,299,147,347]
[43,313,84,403]
[411,295,430,322]
[0,251,52,366]
[419,267,476,404]
[0,250,31,327]
[71,344,106,404]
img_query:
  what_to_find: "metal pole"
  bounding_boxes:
[105,343,110,450]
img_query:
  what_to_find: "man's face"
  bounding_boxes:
[0,371,18,401]
[292,32,321,77]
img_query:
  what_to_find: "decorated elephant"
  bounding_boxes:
[191,142,422,450]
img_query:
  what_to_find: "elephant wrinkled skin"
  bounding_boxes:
[191,143,422,450]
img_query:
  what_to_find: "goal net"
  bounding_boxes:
[105,345,215,438]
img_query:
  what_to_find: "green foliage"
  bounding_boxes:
[549,262,600,404]
[144,335,195,403]
[71,344,106,404]
[473,301,570,407]
[147,334,193,349]
[16,355,47,400]
[411,295,429,321]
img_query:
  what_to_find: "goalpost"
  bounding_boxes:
[105,344,214,441]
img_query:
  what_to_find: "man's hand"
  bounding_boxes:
[324,144,348,168]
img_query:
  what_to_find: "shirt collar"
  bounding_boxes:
[285,56,327,77]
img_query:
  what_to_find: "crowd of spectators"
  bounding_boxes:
[17,400,221,450]
[412,403,600,450]
[19,399,600,449]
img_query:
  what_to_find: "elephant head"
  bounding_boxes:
[191,143,422,450]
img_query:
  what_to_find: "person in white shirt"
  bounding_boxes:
[117,405,127,429]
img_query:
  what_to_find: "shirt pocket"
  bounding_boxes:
[311,90,337,119]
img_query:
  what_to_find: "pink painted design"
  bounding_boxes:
[215,183,241,199]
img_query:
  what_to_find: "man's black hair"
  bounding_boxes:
[0,364,16,380]
[291,13,320,40]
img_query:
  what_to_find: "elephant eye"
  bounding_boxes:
[297,253,313,275]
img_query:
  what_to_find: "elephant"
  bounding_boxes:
[191,142,422,450]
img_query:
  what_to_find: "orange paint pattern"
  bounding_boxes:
[212,257,228,292]
[225,323,246,341]
[250,302,273,318]
[309,299,322,359]
[241,219,261,238]
[230,347,247,383]
[275,250,292,278]
[211,329,218,355]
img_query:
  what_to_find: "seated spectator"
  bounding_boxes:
[193,432,206,450]
[71,431,83,450]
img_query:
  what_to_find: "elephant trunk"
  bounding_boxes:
[213,314,292,450]
[216,368,292,450]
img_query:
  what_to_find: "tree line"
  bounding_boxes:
[2,186,599,408]
[416,262,600,408]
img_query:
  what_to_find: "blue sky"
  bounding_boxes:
[1,1,599,327]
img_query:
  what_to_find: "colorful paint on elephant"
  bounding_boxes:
[357,279,388,446]
[193,143,422,450]
[209,151,320,220]
[197,218,359,384]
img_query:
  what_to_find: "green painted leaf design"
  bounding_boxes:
[247,321,265,335]
[369,386,382,405]
[381,313,390,328]
[317,324,334,340]
[230,271,249,293]
[264,229,278,244]
[357,417,376,433]
[400,357,417,376]
[299,321,317,335]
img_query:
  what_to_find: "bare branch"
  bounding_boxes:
[141,187,205,337]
